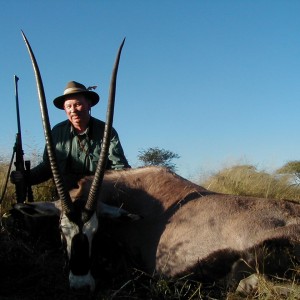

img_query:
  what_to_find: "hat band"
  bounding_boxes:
[63,87,87,95]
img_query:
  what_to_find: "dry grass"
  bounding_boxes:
[0,163,56,214]
[201,164,300,201]
[0,227,70,300]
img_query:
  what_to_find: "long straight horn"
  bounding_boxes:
[84,38,126,220]
[21,31,74,217]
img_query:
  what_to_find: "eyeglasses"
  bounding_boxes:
[64,103,83,111]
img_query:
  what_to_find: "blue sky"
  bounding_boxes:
[1,1,300,180]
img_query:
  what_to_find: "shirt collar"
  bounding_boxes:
[70,123,90,137]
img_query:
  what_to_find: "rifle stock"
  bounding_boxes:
[14,133,26,203]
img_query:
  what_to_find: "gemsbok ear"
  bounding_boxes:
[99,203,141,221]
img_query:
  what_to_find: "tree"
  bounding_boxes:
[137,147,180,172]
[276,161,300,175]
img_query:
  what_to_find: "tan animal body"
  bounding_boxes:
[11,165,300,291]
[75,166,300,282]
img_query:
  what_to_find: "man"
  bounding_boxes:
[11,81,130,190]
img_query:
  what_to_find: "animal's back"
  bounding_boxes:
[156,194,300,277]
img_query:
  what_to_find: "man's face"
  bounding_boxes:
[64,94,92,128]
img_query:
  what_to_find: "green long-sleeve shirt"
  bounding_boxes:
[30,117,130,188]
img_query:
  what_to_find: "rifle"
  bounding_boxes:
[13,75,33,203]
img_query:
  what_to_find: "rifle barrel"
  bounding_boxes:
[13,75,26,203]
[14,75,21,135]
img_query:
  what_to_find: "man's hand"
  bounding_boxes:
[10,171,23,184]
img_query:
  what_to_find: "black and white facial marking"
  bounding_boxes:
[60,212,99,291]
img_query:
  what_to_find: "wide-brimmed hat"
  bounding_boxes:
[53,81,100,109]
